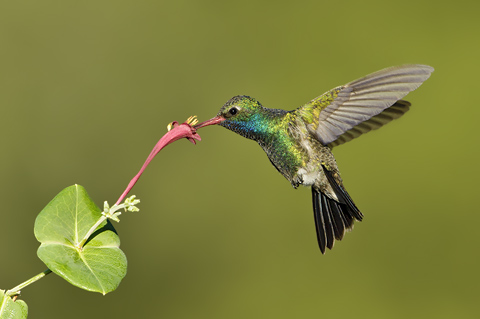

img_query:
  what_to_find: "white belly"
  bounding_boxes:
[296,168,320,186]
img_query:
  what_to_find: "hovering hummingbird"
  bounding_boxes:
[196,64,433,253]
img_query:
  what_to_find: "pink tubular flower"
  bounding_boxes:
[115,115,225,205]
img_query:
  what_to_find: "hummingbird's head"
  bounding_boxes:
[195,95,279,141]
[214,95,269,140]
[217,95,262,120]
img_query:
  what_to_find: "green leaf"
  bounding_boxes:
[34,185,127,294]
[0,290,28,319]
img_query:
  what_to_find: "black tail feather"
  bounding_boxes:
[312,190,326,254]
[322,165,363,221]
[320,194,335,250]
[311,166,363,253]
[327,199,346,241]
[337,199,355,227]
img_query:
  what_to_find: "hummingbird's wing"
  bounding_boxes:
[295,64,433,146]
[328,100,410,147]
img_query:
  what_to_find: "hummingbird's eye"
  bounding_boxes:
[228,107,238,116]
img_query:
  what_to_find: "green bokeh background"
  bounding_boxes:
[1,1,478,318]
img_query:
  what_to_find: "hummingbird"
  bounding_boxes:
[196,64,433,254]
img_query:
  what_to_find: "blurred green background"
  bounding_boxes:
[0,0,478,318]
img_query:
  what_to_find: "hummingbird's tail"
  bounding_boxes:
[311,166,363,254]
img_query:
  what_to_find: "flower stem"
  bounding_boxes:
[115,120,202,205]
[5,269,52,297]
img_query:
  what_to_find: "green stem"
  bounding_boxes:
[5,269,52,297]
[77,216,107,248]
[77,200,133,248]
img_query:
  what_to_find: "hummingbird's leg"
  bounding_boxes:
[292,175,303,189]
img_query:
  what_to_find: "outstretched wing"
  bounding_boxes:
[294,64,434,146]
[328,99,410,147]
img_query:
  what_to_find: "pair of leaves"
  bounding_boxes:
[34,185,127,294]
[1,185,127,319]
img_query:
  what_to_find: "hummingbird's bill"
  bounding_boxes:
[194,116,225,129]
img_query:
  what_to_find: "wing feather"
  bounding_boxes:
[329,100,411,147]
[298,64,433,145]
